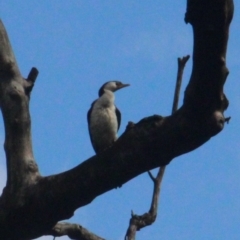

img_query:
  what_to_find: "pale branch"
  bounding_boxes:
[0,20,20,77]
[45,222,105,240]
[0,0,234,239]
[0,20,40,202]
[124,55,190,240]
[125,168,165,240]
[172,55,190,113]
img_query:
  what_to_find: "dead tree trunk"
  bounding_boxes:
[0,0,234,239]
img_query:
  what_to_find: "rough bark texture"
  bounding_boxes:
[0,0,234,239]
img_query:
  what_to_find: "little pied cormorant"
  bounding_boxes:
[87,81,130,153]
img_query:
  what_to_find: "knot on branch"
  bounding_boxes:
[129,211,157,231]
[206,111,225,136]
[26,159,39,173]
[7,82,25,101]
[0,60,16,79]
[125,211,157,234]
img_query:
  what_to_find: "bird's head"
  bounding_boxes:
[98,81,130,97]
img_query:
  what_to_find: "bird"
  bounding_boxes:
[87,81,130,154]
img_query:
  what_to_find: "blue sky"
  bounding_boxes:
[0,1,239,240]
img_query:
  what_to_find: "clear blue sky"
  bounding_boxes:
[0,1,239,240]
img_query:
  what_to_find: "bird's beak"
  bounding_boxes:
[118,83,130,89]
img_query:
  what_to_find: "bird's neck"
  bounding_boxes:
[103,89,114,98]
[100,90,115,104]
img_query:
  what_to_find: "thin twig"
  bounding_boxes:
[172,55,190,113]
[147,170,155,182]
[125,55,190,240]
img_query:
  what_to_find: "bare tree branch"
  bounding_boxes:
[172,55,190,113]
[125,55,190,240]
[125,168,165,240]
[25,67,39,96]
[0,19,40,201]
[45,222,105,240]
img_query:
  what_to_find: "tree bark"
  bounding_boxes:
[0,0,234,239]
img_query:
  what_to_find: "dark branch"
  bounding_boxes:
[25,67,39,96]
[225,116,231,124]
[184,0,234,115]
[27,67,39,83]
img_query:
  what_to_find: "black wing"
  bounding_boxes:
[115,106,121,131]
[87,100,97,153]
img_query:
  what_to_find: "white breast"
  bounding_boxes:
[89,91,118,151]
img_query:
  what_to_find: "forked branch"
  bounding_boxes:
[125,55,190,240]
